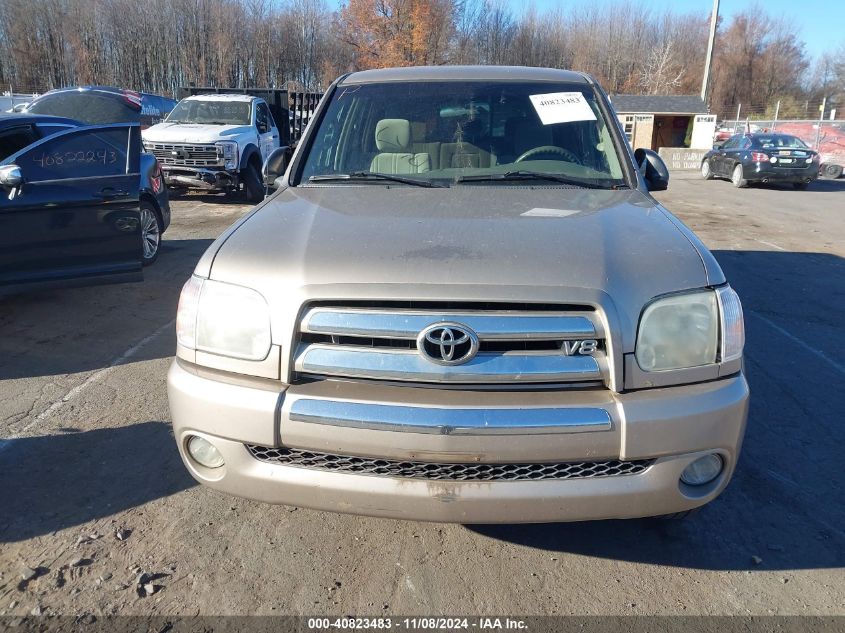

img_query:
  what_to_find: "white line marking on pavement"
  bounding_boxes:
[762,468,845,538]
[749,311,845,375]
[755,239,786,251]
[2,318,176,446]
[765,468,800,489]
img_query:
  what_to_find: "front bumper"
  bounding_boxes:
[168,360,749,523]
[162,166,238,190]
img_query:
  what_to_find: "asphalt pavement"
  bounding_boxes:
[1,175,843,617]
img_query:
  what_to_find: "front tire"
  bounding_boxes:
[139,201,162,266]
[701,159,714,180]
[242,163,265,203]
[731,164,747,188]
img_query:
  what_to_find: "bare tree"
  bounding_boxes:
[0,0,829,121]
[639,39,684,95]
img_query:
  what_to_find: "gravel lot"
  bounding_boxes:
[1,174,843,617]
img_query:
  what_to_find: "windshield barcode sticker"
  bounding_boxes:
[529,92,597,125]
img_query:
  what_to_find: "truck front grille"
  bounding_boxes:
[292,302,608,386]
[246,445,652,482]
[148,143,222,167]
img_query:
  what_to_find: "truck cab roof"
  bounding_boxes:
[340,65,591,85]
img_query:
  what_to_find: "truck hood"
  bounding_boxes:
[203,186,723,352]
[142,122,252,144]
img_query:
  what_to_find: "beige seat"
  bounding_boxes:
[370,119,431,175]
[410,121,441,170]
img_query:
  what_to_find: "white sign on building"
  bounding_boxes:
[690,114,717,149]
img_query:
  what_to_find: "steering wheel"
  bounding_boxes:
[515,145,582,165]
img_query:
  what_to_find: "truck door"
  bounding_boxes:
[256,101,279,161]
[0,123,142,291]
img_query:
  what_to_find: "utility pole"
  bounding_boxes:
[701,0,720,105]
[815,96,826,150]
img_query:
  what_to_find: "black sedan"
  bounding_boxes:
[701,133,819,189]
[0,114,142,294]
[0,114,169,295]
[22,87,172,264]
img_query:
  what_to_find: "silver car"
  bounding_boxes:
[168,66,748,523]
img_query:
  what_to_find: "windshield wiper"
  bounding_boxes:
[308,171,445,188]
[456,170,616,189]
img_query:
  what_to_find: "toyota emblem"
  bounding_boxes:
[417,323,479,366]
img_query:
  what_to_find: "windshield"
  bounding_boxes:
[166,99,251,125]
[752,135,808,149]
[297,81,626,188]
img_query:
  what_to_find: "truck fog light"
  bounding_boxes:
[680,454,723,486]
[187,435,225,469]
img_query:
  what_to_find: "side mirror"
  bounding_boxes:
[634,148,669,192]
[0,164,23,188]
[713,142,724,150]
[262,147,289,189]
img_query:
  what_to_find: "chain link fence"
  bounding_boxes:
[0,91,42,112]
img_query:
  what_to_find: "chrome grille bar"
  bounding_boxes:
[288,398,612,434]
[295,304,608,385]
[149,143,222,167]
[302,307,599,340]
[294,344,602,383]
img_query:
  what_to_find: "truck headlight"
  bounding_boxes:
[176,275,271,361]
[635,286,745,372]
[142,141,154,151]
[216,141,238,169]
[636,290,719,371]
